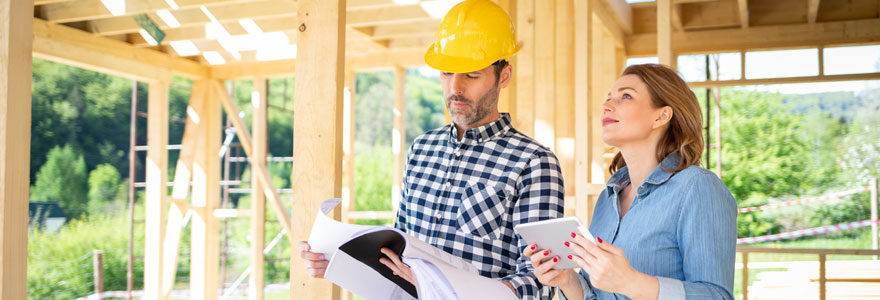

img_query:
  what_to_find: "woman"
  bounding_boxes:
[524,64,737,299]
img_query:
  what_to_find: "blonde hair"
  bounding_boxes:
[608,64,704,174]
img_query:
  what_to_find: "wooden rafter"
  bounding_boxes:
[598,0,633,34]
[32,18,207,80]
[808,0,821,23]
[38,0,253,23]
[626,17,880,56]
[87,0,296,36]
[738,0,749,27]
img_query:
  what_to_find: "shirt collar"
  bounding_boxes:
[449,113,512,145]
[606,153,681,191]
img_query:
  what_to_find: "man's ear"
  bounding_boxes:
[653,106,673,128]
[498,65,513,88]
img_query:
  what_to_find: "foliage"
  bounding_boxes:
[31,144,89,219]
[27,214,146,299]
[87,163,121,215]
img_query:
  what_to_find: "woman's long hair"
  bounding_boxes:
[608,64,704,174]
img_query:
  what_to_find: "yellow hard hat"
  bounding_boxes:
[424,0,520,73]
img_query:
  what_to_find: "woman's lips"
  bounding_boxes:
[602,117,618,126]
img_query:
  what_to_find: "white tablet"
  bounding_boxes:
[513,217,596,269]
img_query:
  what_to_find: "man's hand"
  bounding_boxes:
[299,241,329,278]
[378,247,416,285]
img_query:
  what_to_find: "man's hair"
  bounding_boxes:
[491,59,509,83]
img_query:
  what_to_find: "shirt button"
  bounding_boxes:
[444,181,451,188]
[454,150,461,156]
[435,212,442,219]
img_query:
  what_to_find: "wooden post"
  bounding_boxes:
[588,19,608,218]
[0,0,32,298]
[497,0,517,126]
[742,252,749,300]
[574,0,593,223]
[343,70,356,225]
[515,0,535,137]
[819,253,826,300]
[871,177,878,260]
[93,250,104,299]
[657,0,674,68]
[392,66,406,217]
[290,0,346,299]
[554,0,575,216]
[144,78,170,300]
[191,81,221,300]
[534,0,555,149]
[250,78,268,300]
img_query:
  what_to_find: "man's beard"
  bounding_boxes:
[446,85,498,126]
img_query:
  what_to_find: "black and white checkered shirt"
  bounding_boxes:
[395,113,565,299]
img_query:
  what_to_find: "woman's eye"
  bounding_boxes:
[622,93,632,99]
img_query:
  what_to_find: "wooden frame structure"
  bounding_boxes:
[2,0,880,299]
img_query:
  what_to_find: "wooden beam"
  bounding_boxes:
[555,0,575,213]
[625,18,880,56]
[657,0,675,67]
[737,0,748,28]
[672,3,683,31]
[598,0,633,34]
[39,0,251,23]
[515,0,535,137]
[213,80,293,243]
[290,0,346,299]
[161,79,207,300]
[688,72,880,87]
[249,77,267,300]
[368,20,439,40]
[573,0,593,223]
[34,0,70,5]
[190,79,221,300]
[808,0,821,23]
[534,0,555,149]
[591,0,627,48]
[88,0,297,36]
[1,1,32,299]
[144,78,170,300]
[496,0,516,123]
[342,70,356,224]
[391,66,405,217]
[32,19,208,81]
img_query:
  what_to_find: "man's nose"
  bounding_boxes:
[450,74,466,95]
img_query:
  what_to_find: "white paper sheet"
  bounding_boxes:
[306,198,375,254]
[325,250,410,300]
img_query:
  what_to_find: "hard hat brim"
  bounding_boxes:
[424,43,518,73]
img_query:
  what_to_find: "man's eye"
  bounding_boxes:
[441,72,453,76]
[466,74,479,79]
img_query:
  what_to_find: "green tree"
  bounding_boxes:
[31,145,89,219]
[87,163,121,214]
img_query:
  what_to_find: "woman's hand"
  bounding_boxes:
[567,234,658,300]
[524,244,583,299]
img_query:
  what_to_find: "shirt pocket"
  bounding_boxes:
[455,180,510,240]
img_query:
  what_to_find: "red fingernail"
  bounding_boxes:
[553,257,559,262]
[531,245,536,250]
[543,250,549,256]
[597,237,603,244]
[564,241,570,247]
[567,255,573,259]
[571,232,577,238]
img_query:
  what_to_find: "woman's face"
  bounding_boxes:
[601,74,669,148]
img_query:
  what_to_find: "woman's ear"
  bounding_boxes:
[653,106,673,129]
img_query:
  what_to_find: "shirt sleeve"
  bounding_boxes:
[670,170,738,300]
[505,150,566,299]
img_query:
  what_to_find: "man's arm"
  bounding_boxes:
[505,150,566,299]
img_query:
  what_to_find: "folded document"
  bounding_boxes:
[307,198,517,300]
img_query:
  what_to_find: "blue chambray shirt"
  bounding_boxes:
[563,154,737,300]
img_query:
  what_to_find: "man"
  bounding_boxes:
[299,1,564,298]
